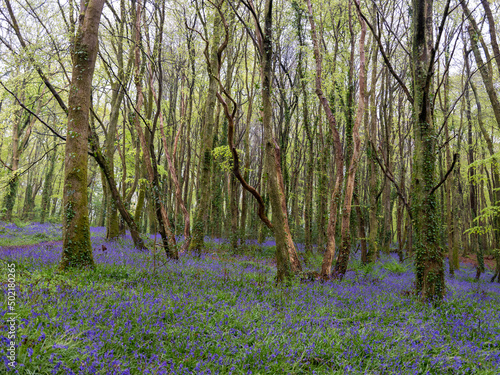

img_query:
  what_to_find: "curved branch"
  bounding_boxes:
[216,92,273,229]
[369,140,412,217]
[429,153,458,197]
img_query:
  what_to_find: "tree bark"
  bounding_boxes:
[60,0,105,270]
[411,0,445,301]
[367,35,379,262]
[40,145,58,223]
[190,9,221,253]
[131,0,177,258]
[333,5,366,279]
[307,0,344,278]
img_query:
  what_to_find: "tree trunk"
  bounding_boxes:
[40,145,58,223]
[462,3,500,130]
[442,43,457,276]
[367,36,379,262]
[60,0,105,270]
[131,0,176,258]
[411,0,444,301]
[464,58,482,280]
[105,84,121,239]
[333,8,366,279]
[2,113,20,222]
[259,0,302,281]
[307,0,344,278]
[190,10,221,253]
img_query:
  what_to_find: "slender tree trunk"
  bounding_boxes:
[397,95,407,262]
[367,36,379,262]
[240,56,256,242]
[190,10,221,253]
[442,44,457,276]
[2,114,20,222]
[333,7,366,279]
[464,56,482,280]
[259,0,302,281]
[307,0,344,278]
[462,3,500,130]
[105,84,122,239]
[89,131,146,250]
[354,189,368,263]
[296,6,313,255]
[131,0,176,257]
[40,145,58,223]
[381,71,393,254]
[229,173,239,250]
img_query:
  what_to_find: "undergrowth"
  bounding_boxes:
[1,229,499,374]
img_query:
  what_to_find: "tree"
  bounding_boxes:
[410,0,449,300]
[60,0,105,270]
[189,3,223,254]
[307,0,366,279]
[248,0,302,281]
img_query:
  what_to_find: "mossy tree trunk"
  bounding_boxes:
[296,5,313,255]
[367,36,379,262]
[104,83,122,239]
[333,6,366,279]
[464,63,483,280]
[396,95,408,262]
[260,0,302,281]
[189,10,221,254]
[2,111,20,221]
[1,83,37,222]
[442,42,458,276]
[240,57,256,243]
[411,0,445,301]
[131,0,177,258]
[41,145,58,223]
[60,0,105,270]
[307,0,344,278]
[381,71,393,254]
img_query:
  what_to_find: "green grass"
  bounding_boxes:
[0,232,61,247]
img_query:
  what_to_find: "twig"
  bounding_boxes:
[369,139,412,217]
[0,81,66,142]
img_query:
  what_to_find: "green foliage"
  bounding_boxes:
[349,259,379,278]
[465,205,500,236]
[156,164,169,178]
[211,146,245,172]
[13,218,29,229]
[382,258,409,274]
[467,152,500,170]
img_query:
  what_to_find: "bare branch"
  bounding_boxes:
[0,81,66,142]
[369,139,412,217]
[354,0,413,104]
[429,153,458,196]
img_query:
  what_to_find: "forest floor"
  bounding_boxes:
[458,254,496,271]
[1,222,500,374]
